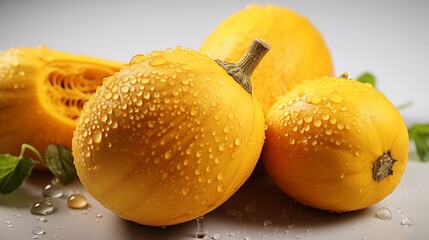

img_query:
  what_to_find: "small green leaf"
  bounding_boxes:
[409,123,429,162]
[357,72,376,87]
[0,154,35,194]
[43,145,76,185]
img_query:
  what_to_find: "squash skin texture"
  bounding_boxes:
[0,46,123,160]
[200,4,333,115]
[262,77,409,212]
[72,47,265,226]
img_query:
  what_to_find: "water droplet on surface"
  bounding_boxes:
[374,207,392,220]
[195,216,206,238]
[212,233,223,240]
[42,179,64,198]
[401,217,413,226]
[67,194,88,209]
[31,198,55,215]
[32,226,45,235]
[262,219,273,226]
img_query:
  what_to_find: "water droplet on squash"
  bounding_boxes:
[181,187,190,196]
[120,85,130,93]
[217,184,225,192]
[149,56,167,67]
[93,131,102,143]
[325,129,333,135]
[375,207,392,220]
[104,92,113,100]
[130,54,145,64]
[67,194,88,209]
[234,137,242,146]
[313,119,322,127]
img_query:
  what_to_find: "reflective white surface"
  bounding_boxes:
[1,0,429,239]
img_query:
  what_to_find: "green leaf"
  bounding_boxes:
[357,72,376,87]
[409,123,429,162]
[42,145,76,185]
[0,154,35,194]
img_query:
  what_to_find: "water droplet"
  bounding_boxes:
[130,54,146,64]
[195,216,206,238]
[182,187,190,196]
[32,226,45,235]
[104,92,113,100]
[234,137,242,146]
[244,237,252,240]
[212,233,223,240]
[340,173,346,179]
[401,217,413,226]
[313,119,322,127]
[42,180,64,198]
[165,151,172,159]
[304,116,313,123]
[149,55,167,66]
[229,231,238,237]
[190,106,199,116]
[218,143,225,151]
[96,214,103,218]
[216,173,224,180]
[374,207,392,220]
[325,129,333,135]
[31,198,55,215]
[262,219,273,226]
[93,130,102,143]
[67,194,88,209]
[217,184,225,192]
[120,85,130,93]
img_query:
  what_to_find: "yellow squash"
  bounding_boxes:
[262,74,409,212]
[72,40,268,226]
[200,4,333,114]
[0,46,123,161]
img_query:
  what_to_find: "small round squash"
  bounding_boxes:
[72,40,269,226]
[262,74,409,212]
[200,4,333,114]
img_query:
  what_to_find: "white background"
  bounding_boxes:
[1,0,429,239]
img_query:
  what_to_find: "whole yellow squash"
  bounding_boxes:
[72,40,268,226]
[263,75,409,212]
[200,4,334,115]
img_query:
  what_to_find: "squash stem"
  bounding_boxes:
[216,39,271,94]
[372,151,396,182]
